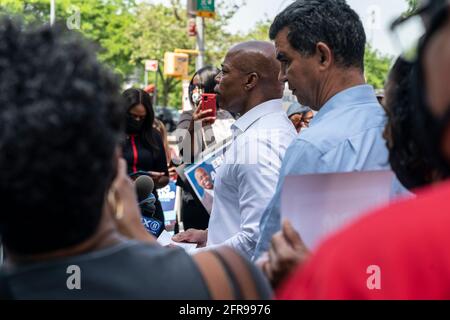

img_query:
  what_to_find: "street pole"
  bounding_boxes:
[154,69,158,107]
[50,0,55,26]
[196,16,205,70]
[369,9,376,46]
[144,70,148,87]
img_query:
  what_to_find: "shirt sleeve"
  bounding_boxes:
[211,136,287,257]
[176,111,193,130]
[253,139,326,260]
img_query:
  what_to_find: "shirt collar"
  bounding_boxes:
[231,99,282,134]
[310,85,379,126]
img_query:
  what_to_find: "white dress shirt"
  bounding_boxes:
[206,99,297,257]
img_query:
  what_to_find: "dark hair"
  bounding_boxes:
[188,66,220,108]
[269,0,366,70]
[0,18,124,255]
[384,57,441,190]
[122,88,159,152]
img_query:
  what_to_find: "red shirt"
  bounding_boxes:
[277,180,450,300]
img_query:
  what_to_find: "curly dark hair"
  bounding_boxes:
[269,0,366,70]
[188,66,220,108]
[0,17,124,255]
[383,57,440,190]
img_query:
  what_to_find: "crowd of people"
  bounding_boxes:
[1,0,450,299]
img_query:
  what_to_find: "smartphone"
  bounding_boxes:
[201,93,217,119]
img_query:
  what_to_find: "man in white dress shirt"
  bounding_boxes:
[173,41,297,257]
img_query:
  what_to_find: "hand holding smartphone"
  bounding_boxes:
[200,93,217,119]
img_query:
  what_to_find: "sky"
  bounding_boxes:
[151,0,409,56]
[226,0,408,56]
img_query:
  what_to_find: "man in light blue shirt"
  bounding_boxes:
[255,85,389,258]
[173,41,296,258]
[254,0,392,266]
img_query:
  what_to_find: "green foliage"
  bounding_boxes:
[237,19,393,90]
[406,0,419,13]
[127,0,243,108]
[238,18,271,42]
[0,0,401,107]
[364,45,393,89]
[126,2,194,107]
[0,0,136,78]
[0,0,245,108]
[203,0,245,66]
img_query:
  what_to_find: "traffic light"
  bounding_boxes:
[164,52,189,78]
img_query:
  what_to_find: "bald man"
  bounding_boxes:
[173,41,297,257]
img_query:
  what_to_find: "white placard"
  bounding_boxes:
[281,170,397,250]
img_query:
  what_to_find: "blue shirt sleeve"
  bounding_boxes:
[253,139,326,260]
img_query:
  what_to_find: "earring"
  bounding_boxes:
[108,189,124,220]
[115,196,124,220]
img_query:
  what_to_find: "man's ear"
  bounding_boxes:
[315,42,333,71]
[244,72,259,91]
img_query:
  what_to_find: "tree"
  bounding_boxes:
[203,0,245,67]
[0,0,397,105]
[406,0,419,13]
[0,0,136,78]
[127,0,244,108]
[239,19,392,90]
[126,3,195,107]
[364,45,392,89]
[238,18,271,42]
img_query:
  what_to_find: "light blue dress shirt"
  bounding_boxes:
[206,99,297,258]
[253,85,392,259]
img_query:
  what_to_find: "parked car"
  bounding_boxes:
[155,106,180,132]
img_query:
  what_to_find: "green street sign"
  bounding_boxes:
[197,0,214,11]
[197,0,215,18]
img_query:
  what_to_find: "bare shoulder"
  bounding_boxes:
[192,247,272,300]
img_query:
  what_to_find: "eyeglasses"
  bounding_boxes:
[390,0,449,62]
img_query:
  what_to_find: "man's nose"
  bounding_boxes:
[215,73,222,84]
[278,69,287,83]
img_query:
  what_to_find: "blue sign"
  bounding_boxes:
[141,216,164,237]
[157,180,177,226]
